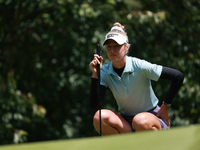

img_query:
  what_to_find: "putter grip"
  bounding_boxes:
[96,44,100,82]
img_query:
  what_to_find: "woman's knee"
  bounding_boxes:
[132,113,149,129]
[132,113,161,131]
[93,109,111,127]
[93,109,133,134]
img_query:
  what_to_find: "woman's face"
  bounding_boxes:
[105,40,129,65]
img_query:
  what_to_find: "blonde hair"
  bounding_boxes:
[114,22,130,49]
[103,22,130,47]
[107,22,128,41]
[113,22,125,31]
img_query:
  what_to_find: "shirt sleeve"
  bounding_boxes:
[160,66,184,104]
[140,60,163,81]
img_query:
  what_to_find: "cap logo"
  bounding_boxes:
[107,33,118,38]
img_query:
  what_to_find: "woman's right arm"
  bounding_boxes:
[90,78,106,109]
[89,54,105,109]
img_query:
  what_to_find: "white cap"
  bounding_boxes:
[103,26,128,45]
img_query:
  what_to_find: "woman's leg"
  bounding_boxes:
[93,109,132,135]
[132,112,162,131]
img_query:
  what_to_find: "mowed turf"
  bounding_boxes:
[0,124,200,150]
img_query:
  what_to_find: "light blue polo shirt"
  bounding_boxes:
[100,56,163,115]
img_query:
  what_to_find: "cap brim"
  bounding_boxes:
[103,37,125,45]
[103,33,128,46]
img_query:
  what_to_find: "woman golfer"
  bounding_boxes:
[89,22,184,135]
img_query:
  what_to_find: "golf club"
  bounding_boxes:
[96,44,102,136]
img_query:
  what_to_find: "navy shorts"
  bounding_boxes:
[120,105,169,132]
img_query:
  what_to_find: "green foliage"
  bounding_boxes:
[0,0,199,145]
[0,72,46,144]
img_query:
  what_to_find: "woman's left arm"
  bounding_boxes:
[157,66,184,127]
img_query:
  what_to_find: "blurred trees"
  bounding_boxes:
[0,0,199,145]
[0,72,46,144]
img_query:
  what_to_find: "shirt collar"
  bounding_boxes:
[108,56,134,75]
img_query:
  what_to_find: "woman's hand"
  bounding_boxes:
[156,104,170,127]
[89,54,103,78]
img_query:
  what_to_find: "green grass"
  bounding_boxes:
[0,124,200,150]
